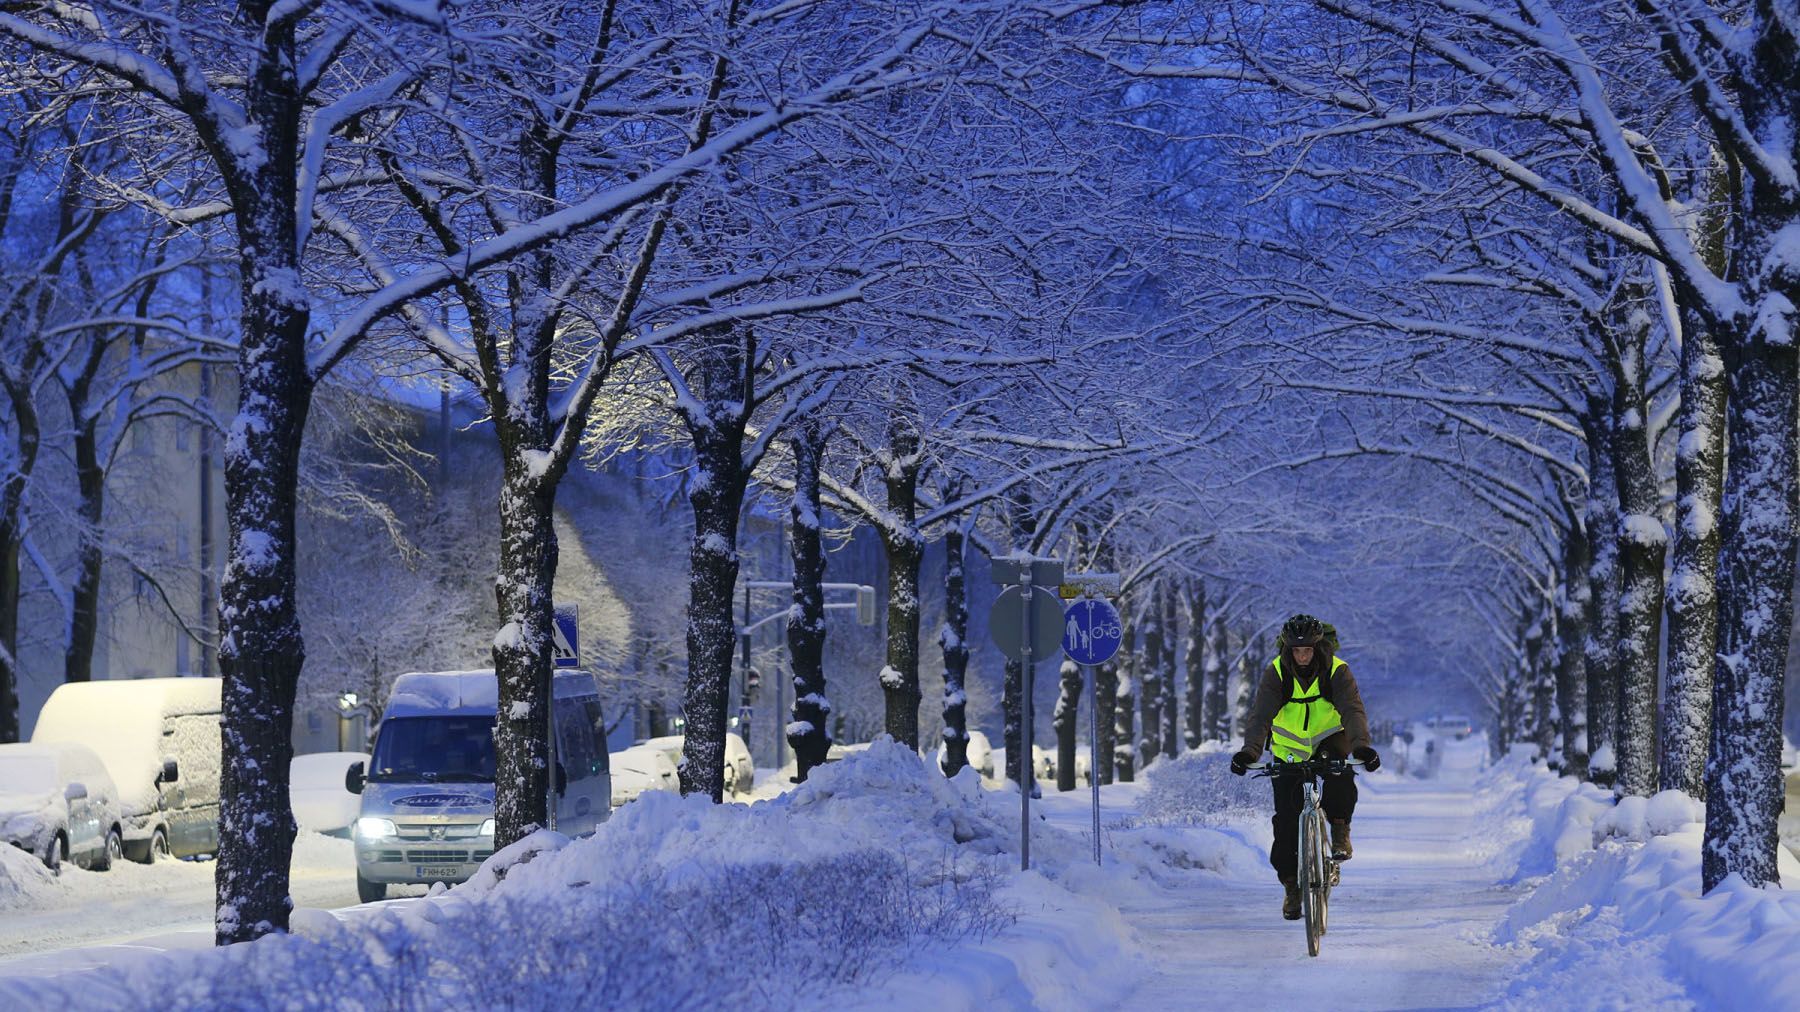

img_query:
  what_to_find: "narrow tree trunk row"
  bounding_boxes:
[1159,584,1178,760]
[1137,589,1163,767]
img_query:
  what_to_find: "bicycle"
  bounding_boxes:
[1250,756,1366,957]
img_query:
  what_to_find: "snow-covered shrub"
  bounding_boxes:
[1590,790,1703,845]
[1132,751,1267,827]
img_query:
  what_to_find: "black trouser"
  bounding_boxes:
[1270,768,1357,882]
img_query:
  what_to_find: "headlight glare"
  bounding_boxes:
[355,817,397,839]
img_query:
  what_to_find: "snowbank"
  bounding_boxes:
[0,842,55,910]
[1484,752,1800,1010]
[0,741,1166,1010]
[0,740,1289,1010]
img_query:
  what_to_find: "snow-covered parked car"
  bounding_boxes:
[609,745,679,806]
[31,677,222,862]
[291,752,369,835]
[0,741,125,872]
[642,733,754,796]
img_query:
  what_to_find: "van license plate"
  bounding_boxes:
[415,866,461,879]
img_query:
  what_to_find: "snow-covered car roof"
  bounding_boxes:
[0,742,118,796]
[384,669,599,720]
[30,679,213,813]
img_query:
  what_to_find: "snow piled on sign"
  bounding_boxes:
[1479,749,1800,1010]
[0,741,1237,1010]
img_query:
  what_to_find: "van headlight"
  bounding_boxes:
[355,817,397,839]
[478,819,495,836]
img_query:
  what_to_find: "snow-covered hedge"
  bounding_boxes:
[1483,750,1800,1009]
[1132,750,1267,828]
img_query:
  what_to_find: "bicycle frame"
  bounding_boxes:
[1251,757,1364,957]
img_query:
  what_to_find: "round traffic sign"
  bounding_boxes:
[1061,597,1123,665]
[988,585,1066,663]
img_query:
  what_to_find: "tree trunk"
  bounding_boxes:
[1608,312,1665,798]
[65,415,103,684]
[1138,589,1162,767]
[1184,581,1206,750]
[1556,521,1591,778]
[1234,636,1258,743]
[1054,659,1080,791]
[1526,614,1552,761]
[0,390,34,743]
[874,522,921,745]
[1095,651,1117,785]
[490,466,557,847]
[937,520,970,777]
[1662,315,1724,798]
[1003,656,1024,785]
[1583,415,1621,787]
[1160,583,1179,759]
[215,243,314,946]
[679,426,749,803]
[1113,620,1136,781]
[1703,334,1798,891]
[1205,612,1229,741]
[1112,666,1135,782]
[787,421,831,783]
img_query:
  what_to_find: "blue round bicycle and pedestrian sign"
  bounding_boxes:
[1061,597,1123,665]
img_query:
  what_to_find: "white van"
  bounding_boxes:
[344,669,610,902]
[31,677,222,862]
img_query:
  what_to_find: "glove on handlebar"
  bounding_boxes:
[1353,745,1381,772]
[1229,748,1258,776]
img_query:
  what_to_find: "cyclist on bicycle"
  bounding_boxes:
[1230,614,1380,920]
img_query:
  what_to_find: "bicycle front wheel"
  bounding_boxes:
[1300,810,1324,956]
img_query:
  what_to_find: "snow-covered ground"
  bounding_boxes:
[0,733,1792,1009]
[0,833,366,963]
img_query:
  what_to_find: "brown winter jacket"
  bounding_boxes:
[1240,645,1372,759]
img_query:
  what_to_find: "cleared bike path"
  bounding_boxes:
[1119,766,1526,1010]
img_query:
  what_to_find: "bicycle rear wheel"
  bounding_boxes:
[1299,809,1324,956]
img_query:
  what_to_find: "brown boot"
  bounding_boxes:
[1281,878,1301,920]
[1330,819,1352,861]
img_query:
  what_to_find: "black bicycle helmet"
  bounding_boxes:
[1281,613,1324,647]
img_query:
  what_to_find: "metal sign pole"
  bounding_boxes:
[1020,564,1034,873]
[1088,660,1100,865]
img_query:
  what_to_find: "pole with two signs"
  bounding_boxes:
[1058,573,1123,866]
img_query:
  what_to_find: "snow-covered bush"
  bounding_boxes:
[1132,751,1267,827]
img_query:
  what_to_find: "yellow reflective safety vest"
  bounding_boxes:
[1269,656,1347,762]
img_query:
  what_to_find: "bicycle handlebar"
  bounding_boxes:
[1247,757,1366,777]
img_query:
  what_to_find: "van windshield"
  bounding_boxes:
[369,717,495,783]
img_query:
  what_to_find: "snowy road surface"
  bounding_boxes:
[0,833,367,962]
[1034,741,1527,1010]
[1118,779,1521,1008]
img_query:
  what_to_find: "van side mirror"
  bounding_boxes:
[554,761,568,797]
[157,759,180,785]
[345,761,366,795]
[64,782,88,802]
